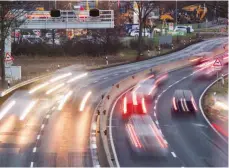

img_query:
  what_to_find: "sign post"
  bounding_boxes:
[213,58,222,88]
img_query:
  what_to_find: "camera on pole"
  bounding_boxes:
[89,8,100,17]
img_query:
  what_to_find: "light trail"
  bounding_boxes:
[50,72,72,83]
[29,82,49,94]
[20,100,38,120]
[215,101,228,110]
[58,90,73,111]
[148,85,157,95]
[132,85,140,106]
[46,83,64,95]
[67,72,88,83]
[0,100,16,120]
[79,91,92,112]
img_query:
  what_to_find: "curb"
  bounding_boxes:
[96,58,196,167]
[96,45,228,167]
[199,73,228,143]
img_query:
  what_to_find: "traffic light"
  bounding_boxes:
[89,8,100,17]
[50,9,60,17]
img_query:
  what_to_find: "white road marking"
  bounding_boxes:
[93,81,98,83]
[155,120,159,125]
[192,123,208,128]
[91,143,97,149]
[154,113,157,117]
[51,107,55,110]
[37,135,40,140]
[33,147,37,153]
[41,124,45,130]
[103,77,108,80]
[30,162,34,168]
[171,152,177,158]
[46,115,50,119]
[114,73,118,76]
[154,106,156,110]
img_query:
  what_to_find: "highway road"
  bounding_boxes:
[0,37,227,167]
[111,65,228,167]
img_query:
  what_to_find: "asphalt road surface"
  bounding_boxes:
[111,65,228,167]
[0,37,227,167]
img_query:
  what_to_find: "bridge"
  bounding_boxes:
[18,10,114,29]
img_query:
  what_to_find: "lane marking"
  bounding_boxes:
[36,135,40,140]
[155,120,159,125]
[103,77,108,80]
[93,81,98,83]
[46,114,50,119]
[114,73,118,76]
[154,106,156,110]
[33,147,37,153]
[171,152,177,158]
[154,113,157,117]
[30,162,34,168]
[41,124,45,130]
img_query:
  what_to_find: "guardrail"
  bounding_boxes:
[0,73,52,97]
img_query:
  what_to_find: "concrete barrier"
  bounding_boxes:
[97,44,227,167]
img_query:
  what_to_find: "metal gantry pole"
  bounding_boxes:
[176,0,177,26]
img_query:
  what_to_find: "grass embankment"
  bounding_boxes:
[203,77,228,120]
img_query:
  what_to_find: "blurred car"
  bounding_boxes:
[125,115,169,156]
[121,91,147,119]
[135,73,168,101]
[22,37,43,44]
[194,59,218,78]
[32,29,41,37]
[172,90,198,113]
[45,33,52,38]
[130,30,150,37]
[190,55,212,66]
[153,28,161,33]
[135,78,157,101]
[174,26,194,33]
[46,39,60,45]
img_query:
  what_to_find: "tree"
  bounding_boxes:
[0,2,34,85]
[127,1,157,60]
[205,1,228,19]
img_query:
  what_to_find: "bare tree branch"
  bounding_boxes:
[0,1,36,84]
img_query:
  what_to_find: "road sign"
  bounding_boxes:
[5,52,14,61]
[213,58,222,71]
[4,52,14,67]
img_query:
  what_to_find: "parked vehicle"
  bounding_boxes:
[130,29,150,37]
[174,26,194,33]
